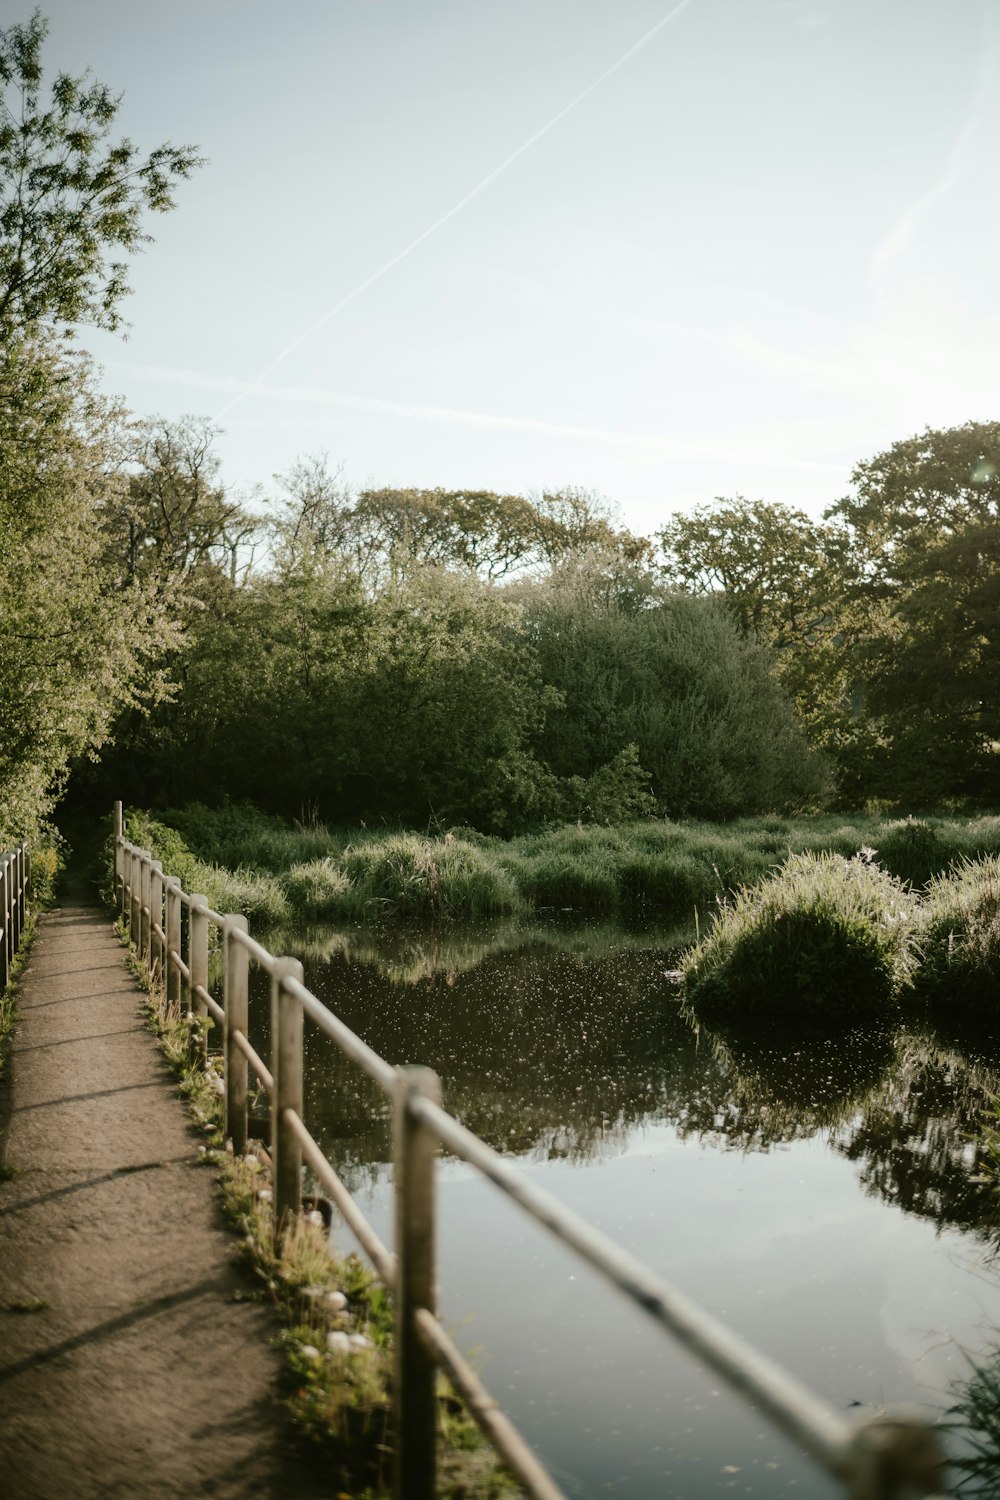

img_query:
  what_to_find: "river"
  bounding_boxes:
[248,918,1000,1498]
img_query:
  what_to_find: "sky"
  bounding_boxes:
[33,0,1000,537]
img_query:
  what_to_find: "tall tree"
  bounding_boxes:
[0,338,179,839]
[828,421,1000,802]
[0,10,202,336]
[103,415,261,588]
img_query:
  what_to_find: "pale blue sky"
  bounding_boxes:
[39,0,1000,533]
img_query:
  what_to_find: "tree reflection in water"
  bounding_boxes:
[251,920,1000,1240]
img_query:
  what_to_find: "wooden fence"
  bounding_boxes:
[114,803,949,1500]
[0,841,29,991]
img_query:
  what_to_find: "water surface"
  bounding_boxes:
[249,920,1000,1498]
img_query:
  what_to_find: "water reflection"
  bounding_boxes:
[832,1031,999,1235]
[248,918,1000,1239]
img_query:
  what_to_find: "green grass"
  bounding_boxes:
[680,852,920,1019]
[123,802,1000,929]
[916,856,1000,1009]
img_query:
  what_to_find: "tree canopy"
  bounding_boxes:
[0,9,201,336]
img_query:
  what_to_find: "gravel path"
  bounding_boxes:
[0,892,329,1499]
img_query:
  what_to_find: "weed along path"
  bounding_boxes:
[0,888,327,1500]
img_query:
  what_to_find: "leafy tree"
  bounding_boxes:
[115,561,554,831]
[103,414,262,588]
[657,496,837,649]
[0,9,202,336]
[271,469,652,587]
[0,337,179,839]
[657,496,859,769]
[828,421,1000,802]
[520,552,828,819]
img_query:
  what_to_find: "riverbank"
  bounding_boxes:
[122,802,1000,927]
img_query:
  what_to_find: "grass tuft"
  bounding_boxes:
[916,856,1000,1008]
[680,852,920,1019]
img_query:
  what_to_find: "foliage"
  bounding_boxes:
[0,336,179,842]
[827,421,1000,804]
[108,561,557,831]
[916,857,1000,1007]
[680,852,920,1018]
[0,10,201,337]
[271,466,649,587]
[107,415,261,589]
[123,809,291,924]
[947,1343,1000,1494]
[128,801,1000,929]
[519,552,829,819]
[340,835,524,921]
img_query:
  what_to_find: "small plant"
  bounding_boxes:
[946,1342,1000,1492]
[680,852,920,1018]
[916,856,1000,1007]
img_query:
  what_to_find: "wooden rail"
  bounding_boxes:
[0,841,30,992]
[113,803,949,1500]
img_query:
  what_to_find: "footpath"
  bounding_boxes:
[0,887,329,1499]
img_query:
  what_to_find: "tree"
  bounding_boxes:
[519,552,828,819]
[0,337,179,839]
[0,10,202,336]
[103,415,262,588]
[657,497,837,650]
[827,422,1000,802]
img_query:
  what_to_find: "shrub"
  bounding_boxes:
[916,856,1000,1006]
[681,852,919,1018]
[872,817,949,887]
[341,835,521,921]
[283,860,352,921]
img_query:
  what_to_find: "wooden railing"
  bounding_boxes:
[0,841,29,991]
[113,803,949,1500]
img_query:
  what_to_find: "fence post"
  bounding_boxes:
[846,1409,947,1499]
[188,896,209,1063]
[271,957,305,1234]
[393,1065,442,1500]
[149,863,163,982]
[12,846,22,952]
[9,850,19,956]
[113,802,123,914]
[224,915,249,1156]
[139,854,151,964]
[0,857,8,992]
[165,878,182,1016]
[130,850,141,943]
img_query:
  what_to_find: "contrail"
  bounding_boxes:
[125,361,845,475]
[215,0,697,421]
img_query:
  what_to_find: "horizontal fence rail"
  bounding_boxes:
[112,803,949,1500]
[1,841,30,993]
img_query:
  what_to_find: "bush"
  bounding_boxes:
[123,810,291,925]
[681,852,919,1018]
[872,817,949,887]
[283,859,352,921]
[916,856,1000,1006]
[341,835,522,921]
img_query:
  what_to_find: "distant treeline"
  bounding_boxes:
[4,334,999,840]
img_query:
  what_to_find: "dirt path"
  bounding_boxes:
[0,892,329,1499]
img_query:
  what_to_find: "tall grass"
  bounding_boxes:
[916,856,1000,1007]
[680,853,920,1019]
[126,803,1000,930]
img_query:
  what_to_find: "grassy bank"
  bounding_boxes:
[122,803,1000,928]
